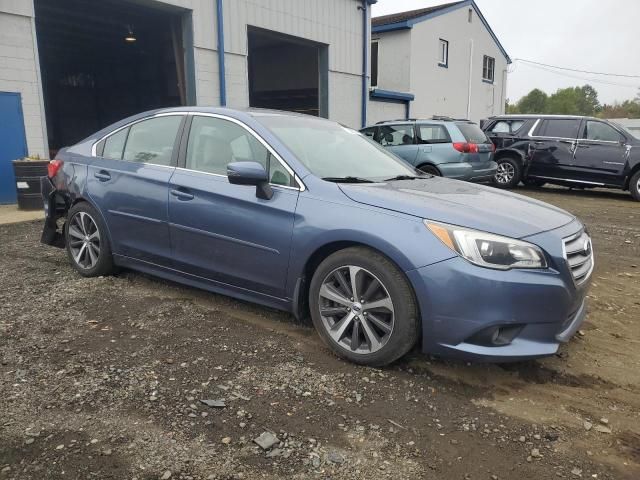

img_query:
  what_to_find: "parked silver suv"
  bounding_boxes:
[361,117,497,182]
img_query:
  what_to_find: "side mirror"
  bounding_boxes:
[227,161,273,200]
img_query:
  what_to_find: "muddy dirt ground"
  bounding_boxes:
[1,186,638,480]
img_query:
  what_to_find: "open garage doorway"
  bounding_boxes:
[248,27,328,118]
[34,0,195,156]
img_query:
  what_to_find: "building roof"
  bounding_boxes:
[371,0,511,63]
[372,1,463,27]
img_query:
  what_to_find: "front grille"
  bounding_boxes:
[563,230,594,285]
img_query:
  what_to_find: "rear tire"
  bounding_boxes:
[630,170,640,201]
[418,164,441,176]
[309,247,419,366]
[493,156,522,189]
[65,202,115,277]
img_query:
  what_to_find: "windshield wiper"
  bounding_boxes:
[384,175,423,181]
[322,176,375,184]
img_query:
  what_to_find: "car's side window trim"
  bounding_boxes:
[91,112,188,169]
[182,113,306,192]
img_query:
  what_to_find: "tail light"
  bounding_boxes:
[48,159,63,178]
[491,143,496,153]
[453,142,479,154]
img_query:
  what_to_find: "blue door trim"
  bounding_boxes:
[0,92,28,204]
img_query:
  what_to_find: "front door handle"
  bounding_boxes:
[170,188,195,201]
[94,170,111,181]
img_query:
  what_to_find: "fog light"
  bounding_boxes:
[467,325,523,347]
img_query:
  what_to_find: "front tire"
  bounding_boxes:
[309,247,419,366]
[630,170,640,201]
[65,202,115,277]
[493,157,521,189]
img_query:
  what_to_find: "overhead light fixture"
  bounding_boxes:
[125,25,137,43]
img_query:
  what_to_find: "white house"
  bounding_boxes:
[0,0,377,203]
[368,0,510,124]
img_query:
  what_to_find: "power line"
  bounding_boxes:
[513,58,640,79]
[513,61,639,89]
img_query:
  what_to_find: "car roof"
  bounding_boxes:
[487,114,599,121]
[366,117,474,128]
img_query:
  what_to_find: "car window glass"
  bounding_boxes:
[510,120,524,132]
[360,127,377,141]
[418,124,450,144]
[583,121,623,142]
[122,116,182,165]
[456,122,489,143]
[490,121,510,133]
[536,119,580,139]
[102,127,129,160]
[379,125,414,146]
[186,116,293,186]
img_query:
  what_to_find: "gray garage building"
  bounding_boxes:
[0,0,376,203]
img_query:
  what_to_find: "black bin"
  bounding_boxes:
[12,160,49,210]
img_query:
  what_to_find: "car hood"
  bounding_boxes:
[338,177,575,238]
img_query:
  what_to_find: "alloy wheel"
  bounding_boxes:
[68,211,101,270]
[495,162,515,184]
[318,266,395,355]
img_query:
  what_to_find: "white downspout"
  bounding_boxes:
[466,39,474,119]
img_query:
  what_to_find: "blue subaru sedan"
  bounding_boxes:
[41,108,593,366]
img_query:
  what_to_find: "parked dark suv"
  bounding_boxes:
[482,115,640,201]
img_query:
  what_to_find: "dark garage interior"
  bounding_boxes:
[248,27,328,118]
[34,0,192,155]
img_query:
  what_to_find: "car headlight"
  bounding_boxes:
[425,221,547,270]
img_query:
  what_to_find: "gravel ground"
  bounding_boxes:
[1,186,638,480]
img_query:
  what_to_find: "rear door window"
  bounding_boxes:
[417,124,450,144]
[456,122,489,143]
[535,119,580,139]
[379,125,415,146]
[122,116,183,166]
[490,121,511,133]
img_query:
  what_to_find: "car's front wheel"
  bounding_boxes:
[309,247,419,366]
[630,170,640,201]
[65,202,115,277]
[493,157,521,189]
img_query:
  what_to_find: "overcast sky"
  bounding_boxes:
[371,0,640,105]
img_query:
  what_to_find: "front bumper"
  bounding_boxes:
[406,226,591,361]
[437,161,497,182]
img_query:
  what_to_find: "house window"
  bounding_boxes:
[371,40,379,88]
[468,8,473,23]
[482,55,495,82]
[438,39,448,67]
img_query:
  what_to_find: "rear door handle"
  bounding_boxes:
[94,170,111,181]
[170,188,194,201]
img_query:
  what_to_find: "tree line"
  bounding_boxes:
[507,85,640,118]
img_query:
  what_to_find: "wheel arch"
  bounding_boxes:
[416,162,441,175]
[623,162,640,190]
[494,149,525,165]
[292,240,421,327]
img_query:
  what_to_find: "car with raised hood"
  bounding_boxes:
[41,108,593,366]
[483,114,640,200]
[360,117,497,182]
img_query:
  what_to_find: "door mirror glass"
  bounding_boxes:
[227,161,273,199]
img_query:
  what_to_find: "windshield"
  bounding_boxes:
[610,121,639,140]
[254,114,417,181]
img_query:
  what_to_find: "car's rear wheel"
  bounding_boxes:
[418,164,441,176]
[493,157,521,189]
[309,247,419,366]
[65,202,115,277]
[630,170,640,201]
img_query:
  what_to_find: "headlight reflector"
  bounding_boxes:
[425,221,547,270]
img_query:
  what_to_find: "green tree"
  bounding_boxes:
[512,88,548,114]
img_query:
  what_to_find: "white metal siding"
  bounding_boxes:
[0,8,46,157]
[368,101,405,125]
